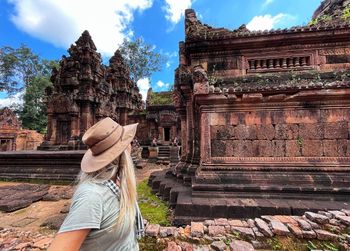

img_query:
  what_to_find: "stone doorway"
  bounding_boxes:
[0,139,12,151]
[56,121,71,145]
[164,127,170,141]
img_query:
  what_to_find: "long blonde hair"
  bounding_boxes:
[78,150,137,233]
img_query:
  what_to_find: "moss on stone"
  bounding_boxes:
[137,180,171,226]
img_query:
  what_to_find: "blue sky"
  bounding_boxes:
[0,0,321,105]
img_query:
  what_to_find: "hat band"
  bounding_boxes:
[90,126,124,156]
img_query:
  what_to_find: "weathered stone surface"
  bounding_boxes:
[231,226,255,239]
[40,214,66,230]
[302,230,317,239]
[166,241,181,251]
[229,240,255,251]
[314,229,338,241]
[254,218,273,237]
[0,184,49,212]
[287,224,303,238]
[145,224,160,237]
[228,220,245,227]
[214,218,228,226]
[160,227,176,237]
[296,218,313,231]
[270,220,290,236]
[210,240,227,251]
[191,222,204,238]
[208,226,226,236]
[335,215,350,226]
[305,212,329,224]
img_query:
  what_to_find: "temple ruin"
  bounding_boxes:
[0,107,43,151]
[39,31,142,150]
[150,0,350,224]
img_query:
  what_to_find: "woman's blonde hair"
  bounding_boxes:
[78,150,137,234]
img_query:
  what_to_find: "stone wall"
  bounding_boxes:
[210,108,350,158]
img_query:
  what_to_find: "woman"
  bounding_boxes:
[48,117,144,251]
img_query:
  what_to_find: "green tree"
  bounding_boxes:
[0,45,58,132]
[118,38,165,83]
[19,76,52,133]
[0,45,52,94]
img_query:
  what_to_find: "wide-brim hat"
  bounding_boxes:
[81,117,138,173]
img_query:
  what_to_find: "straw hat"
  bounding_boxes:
[81,117,138,173]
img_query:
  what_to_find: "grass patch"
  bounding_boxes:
[263,236,344,251]
[137,180,171,226]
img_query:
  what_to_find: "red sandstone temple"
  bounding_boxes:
[150,0,350,224]
[0,107,43,151]
[39,31,143,150]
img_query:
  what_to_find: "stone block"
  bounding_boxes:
[229,240,255,251]
[211,140,226,157]
[275,124,299,140]
[299,124,324,139]
[214,218,228,226]
[211,241,227,251]
[254,218,273,237]
[234,125,256,140]
[272,140,285,157]
[287,223,303,238]
[208,226,226,236]
[166,241,181,251]
[324,122,348,139]
[302,230,317,239]
[314,229,338,241]
[301,140,323,157]
[337,139,349,156]
[231,226,255,239]
[256,125,275,140]
[285,140,301,157]
[270,220,290,236]
[145,224,160,237]
[211,125,235,140]
[254,140,273,157]
[191,222,204,238]
[228,220,245,227]
[203,220,215,226]
[323,140,339,157]
[305,212,329,224]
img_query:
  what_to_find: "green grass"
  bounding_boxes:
[137,180,171,226]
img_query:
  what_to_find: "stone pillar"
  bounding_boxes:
[119,108,128,126]
[180,111,187,159]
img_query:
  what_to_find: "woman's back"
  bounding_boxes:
[59,182,139,251]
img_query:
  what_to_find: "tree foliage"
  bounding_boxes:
[0,45,54,94]
[118,38,165,83]
[0,44,58,132]
[19,76,53,133]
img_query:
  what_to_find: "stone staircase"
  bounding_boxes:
[157,146,170,165]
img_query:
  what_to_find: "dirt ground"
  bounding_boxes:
[0,162,164,233]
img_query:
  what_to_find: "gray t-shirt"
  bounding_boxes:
[59,182,139,251]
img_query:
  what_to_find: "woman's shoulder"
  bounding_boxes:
[74,182,107,198]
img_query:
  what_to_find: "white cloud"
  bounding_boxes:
[166,61,171,68]
[247,13,295,31]
[262,0,274,7]
[163,0,193,24]
[0,92,23,108]
[156,80,165,87]
[8,0,153,56]
[137,78,150,101]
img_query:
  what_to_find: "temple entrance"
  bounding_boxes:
[164,127,170,141]
[0,139,12,151]
[57,121,71,145]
